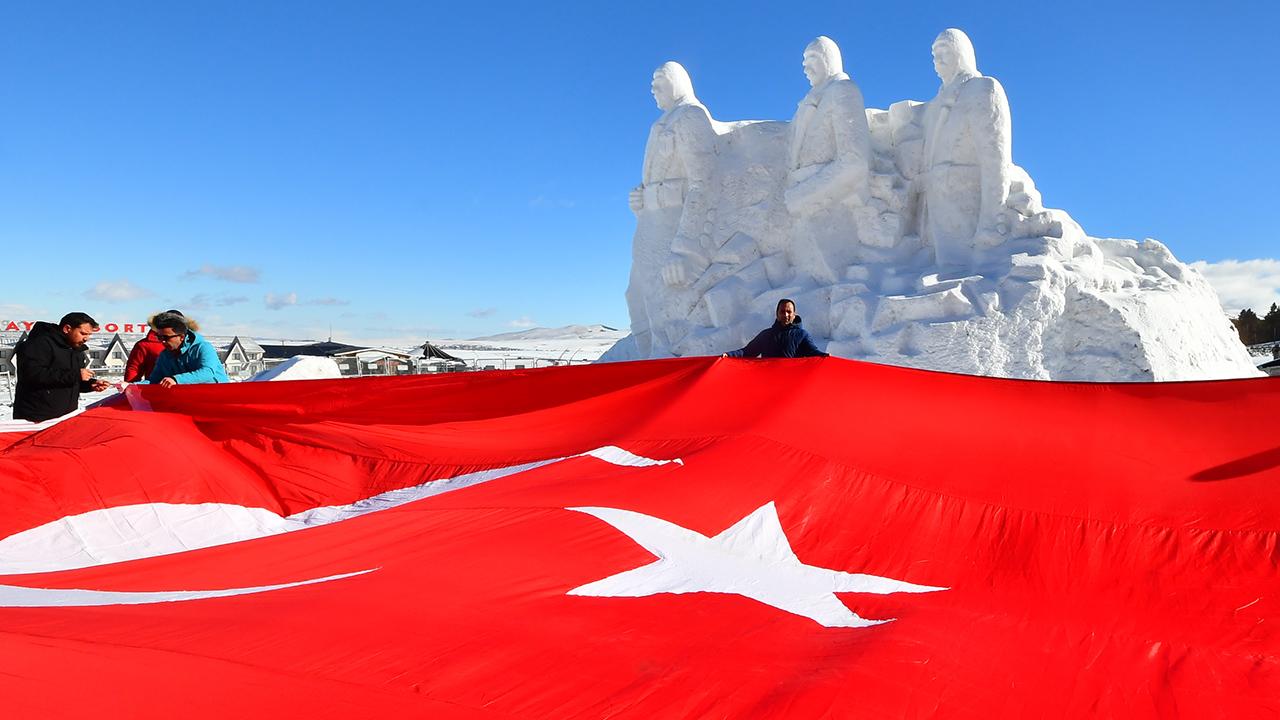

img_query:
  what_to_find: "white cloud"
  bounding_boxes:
[181,294,251,312]
[0,303,42,318]
[183,294,213,311]
[194,315,325,343]
[507,316,536,328]
[264,292,298,310]
[84,279,152,302]
[263,293,348,310]
[1189,258,1280,314]
[183,264,261,283]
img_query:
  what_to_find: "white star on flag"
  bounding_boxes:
[568,501,947,628]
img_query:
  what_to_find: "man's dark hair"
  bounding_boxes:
[151,311,189,335]
[776,298,796,312]
[59,312,98,329]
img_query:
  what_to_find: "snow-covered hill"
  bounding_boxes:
[469,325,622,343]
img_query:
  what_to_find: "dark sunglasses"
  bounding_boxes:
[158,333,185,341]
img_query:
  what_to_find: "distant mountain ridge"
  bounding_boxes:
[469,324,621,342]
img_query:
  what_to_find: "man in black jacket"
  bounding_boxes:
[723,299,829,359]
[13,312,110,422]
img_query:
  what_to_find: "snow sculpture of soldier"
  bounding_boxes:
[917,29,1017,269]
[784,36,873,285]
[626,61,717,357]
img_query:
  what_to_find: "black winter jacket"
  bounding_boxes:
[726,316,829,359]
[13,322,92,422]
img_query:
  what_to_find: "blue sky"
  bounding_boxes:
[1,1,1277,343]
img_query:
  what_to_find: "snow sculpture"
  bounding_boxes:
[786,37,873,284]
[918,29,1010,267]
[910,29,1065,270]
[626,62,718,357]
[603,29,1261,381]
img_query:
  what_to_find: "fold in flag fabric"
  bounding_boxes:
[0,357,1277,718]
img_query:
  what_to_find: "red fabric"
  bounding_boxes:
[0,429,35,451]
[0,357,1277,718]
[124,330,163,382]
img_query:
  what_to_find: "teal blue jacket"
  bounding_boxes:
[145,331,230,384]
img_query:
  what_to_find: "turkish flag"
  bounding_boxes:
[0,358,1276,718]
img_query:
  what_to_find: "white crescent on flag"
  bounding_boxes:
[0,569,376,607]
[0,445,679,606]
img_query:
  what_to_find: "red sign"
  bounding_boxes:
[1,320,149,333]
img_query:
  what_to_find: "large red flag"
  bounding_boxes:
[0,357,1276,718]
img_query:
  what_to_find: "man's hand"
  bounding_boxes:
[79,368,95,382]
[158,377,178,388]
[90,379,110,392]
[662,256,694,287]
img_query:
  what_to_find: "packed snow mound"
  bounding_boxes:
[605,31,1260,381]
[472,325,623,342]
[248,356,342,382]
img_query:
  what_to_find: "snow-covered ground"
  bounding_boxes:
[430,324,626,369]
[1248,342,1280,367]
[0,325,627,423]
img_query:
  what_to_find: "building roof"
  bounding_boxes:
[422,341,462,362]
[330,347,412,359]
[103,333,129,354]
[259,341,366,359]
[226,336,265,355]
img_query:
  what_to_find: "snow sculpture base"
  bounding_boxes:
[604,224,1258,381]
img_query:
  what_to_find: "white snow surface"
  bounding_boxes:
[608,32,1261,381]
[434,324,627,366]
[247,355,342,382]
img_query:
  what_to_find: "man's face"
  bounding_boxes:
[932,42,959,83]
[61,323,96,349]
[776,302,796,325]
[651,74,676,111]
[802,50,827,88]
[156,327,186,353]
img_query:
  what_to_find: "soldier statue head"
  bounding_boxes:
[651,61,696,112]
[932,28,979,86]
[802,36,843,88]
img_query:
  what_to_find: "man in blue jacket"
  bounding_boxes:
[144,311,230,387]
[724,299,829,358]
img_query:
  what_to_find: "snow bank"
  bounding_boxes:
[247,356,342,382]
